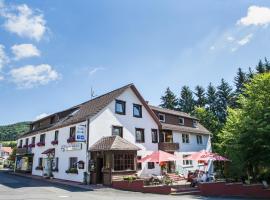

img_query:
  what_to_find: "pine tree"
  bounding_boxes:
[256,59,265,74]
[206,83,218,114]
[234,68,247,96]
[160,87,178,110]
[178,86,195,113]
[216,78,233,123]
[247,67,254,80]
[194,85,206,107]
[264,57,270,72]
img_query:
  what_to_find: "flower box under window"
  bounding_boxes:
[36,142,45,147]
[17,146,22,149]
[35,166,43,170]
[51,140,58,145]
[65,168,78,174]
[28,143,35,148]
[67,137,76,143]
[23,145,28,148]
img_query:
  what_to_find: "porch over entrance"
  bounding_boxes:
[89,136,140,185]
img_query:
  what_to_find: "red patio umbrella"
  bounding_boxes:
[184,150,230,162]
[140,150,177,163]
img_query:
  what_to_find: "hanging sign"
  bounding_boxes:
[76,125,86,142]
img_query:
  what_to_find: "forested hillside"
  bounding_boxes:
[0,122,30,141]
[159,58,270,181]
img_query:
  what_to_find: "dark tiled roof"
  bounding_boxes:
[19,84,133,138]
[161,123,211,135]
[89,136,141,151]
[149,105,198,120]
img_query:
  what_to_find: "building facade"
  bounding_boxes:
[16,84,212,184]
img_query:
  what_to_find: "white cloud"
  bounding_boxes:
[237,5,270,26]
[11,43,40,60]
[227,36,235,42]
[237,33,253,46]
[10,64,59,88]
[0,75,4,80]
[89,67,105,75]
[209,45,215,50]
[0,44,9,70]
[35,113,49,120]
[0,3,46,41]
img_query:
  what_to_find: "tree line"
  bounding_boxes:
[160,58,270,181]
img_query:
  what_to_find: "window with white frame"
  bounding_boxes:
[196,135,203,144]
[182,134,190,143]
[179,117,184,125]
[183,155,193,166]
[193,120,198,128]
[158,113,165,122]
[148,162,155,169]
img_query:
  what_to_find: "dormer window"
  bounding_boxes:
[158,113,165,122]
[133,104,142,118]
[115,100,126,115]
[193,120,198,128]
[179,117,184,125]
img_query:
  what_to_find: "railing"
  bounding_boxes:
[158,142,180,152]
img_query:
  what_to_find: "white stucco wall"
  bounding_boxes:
[173,132,212,174]
[88,87,160,176]
[18,121,87,182]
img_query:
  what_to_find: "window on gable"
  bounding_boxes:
[25,138,29,146]
[193,120,198,128]
[135,128,145,143]
[182,134,190,143]
[54,130,59,141]
[158,113,165,122]
[179,117,184,125]
[40,134,46,143]
[151,129,158,143]
[196,135,203,144]
[133,104,142,118]
[112,126,123,137]
[115,100,126,115]
[70,127,76,138]
[31,137,35,144]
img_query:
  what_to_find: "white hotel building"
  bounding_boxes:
[16,84,212,185]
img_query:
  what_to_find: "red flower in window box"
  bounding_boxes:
[28,143,35,148]
[23,144,28,148]
[51,140,58,145]
[36,142,45,147]
[67,137,76,143]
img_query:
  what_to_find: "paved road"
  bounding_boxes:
[0,170,254,200]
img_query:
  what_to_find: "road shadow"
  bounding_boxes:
[0,170,94,192]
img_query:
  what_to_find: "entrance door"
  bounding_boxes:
[96,158,103,184]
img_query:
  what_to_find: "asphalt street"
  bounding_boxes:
[0,170,255,200]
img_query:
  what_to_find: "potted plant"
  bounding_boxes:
[28,143,35,148]
[66,168,78,174]
[67,137,76,143]
[51,140,58,145]
[36,142,45,147]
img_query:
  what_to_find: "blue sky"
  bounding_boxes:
[1,0,270,125]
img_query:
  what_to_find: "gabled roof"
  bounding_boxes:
[161,123,211,135]
[89,136,141,151]
[19,83,161,138]
[0,147,12,154]
[149,105,198,120]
